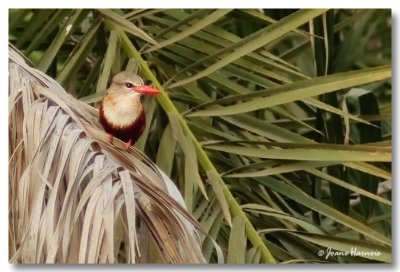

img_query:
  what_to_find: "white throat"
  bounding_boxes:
[102,90,143,127]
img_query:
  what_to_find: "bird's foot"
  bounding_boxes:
[123,139,132,150]
[107,134,114,144]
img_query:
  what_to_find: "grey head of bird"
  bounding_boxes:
[109,71,145,92]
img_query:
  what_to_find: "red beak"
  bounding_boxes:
[132,85,160,95]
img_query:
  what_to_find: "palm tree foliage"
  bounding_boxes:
[9,9,392,263]
[9,46,209,264]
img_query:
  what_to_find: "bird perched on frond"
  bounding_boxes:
[99,71,159,149]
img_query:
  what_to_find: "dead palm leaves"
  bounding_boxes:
[8,46,207,264]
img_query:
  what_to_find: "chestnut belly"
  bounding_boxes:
[99,109,146,145]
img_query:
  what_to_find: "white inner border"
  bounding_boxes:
[2,2,398,271]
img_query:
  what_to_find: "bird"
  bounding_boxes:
[99,71,160,150]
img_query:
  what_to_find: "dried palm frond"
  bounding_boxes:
[8,45,208,264]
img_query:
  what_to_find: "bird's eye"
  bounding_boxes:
[125,83,133,88]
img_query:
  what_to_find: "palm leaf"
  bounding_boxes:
[8,46,208,264]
